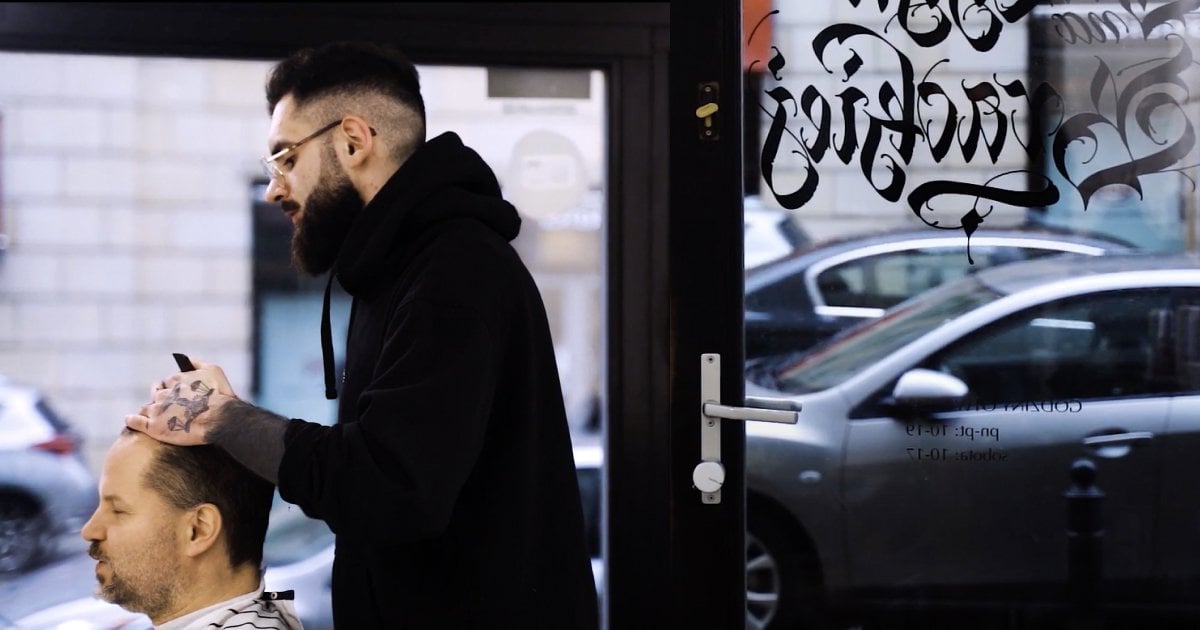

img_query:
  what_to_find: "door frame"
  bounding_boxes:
[662,1,749,628]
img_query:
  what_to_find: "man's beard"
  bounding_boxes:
[290,161,363,276]
[88,538,181,620]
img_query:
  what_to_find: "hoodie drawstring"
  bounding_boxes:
[321,271,338,400]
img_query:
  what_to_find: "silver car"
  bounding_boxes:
[743,254,1200,629]
[0,377,98,574]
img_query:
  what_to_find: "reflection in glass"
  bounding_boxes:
[771,280,1000,394]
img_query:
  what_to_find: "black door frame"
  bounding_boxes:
[0,3,751,627]
[665,2,748,627]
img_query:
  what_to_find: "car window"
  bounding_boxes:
[745,266,809,312]
[925,289,1200,405]
[815,260,868,307]
[1182,303,1200,392]
[773,277,1002,393]
[816,247,1005,310]
[1021,246,1077,262]
[33,399,74,435]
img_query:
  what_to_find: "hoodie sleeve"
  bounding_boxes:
[276,297,499,543]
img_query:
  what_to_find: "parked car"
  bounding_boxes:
[8,445,606,629]
[0,376,98,574]
[743,227,1134,361]
[742,254,1200,629]
[744,195,810,269]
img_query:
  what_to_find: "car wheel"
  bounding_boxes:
[746,509,827,630]
[0,495,47,573]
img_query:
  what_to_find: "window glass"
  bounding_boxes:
[818,249,985,309]
[744,269,809,312]
[0,54,606,630]
[742,1,1200,627]
[926,290,1181,405]
[770,278,1002,394]
[1181,304,1200,391]
[816,246,1077,311]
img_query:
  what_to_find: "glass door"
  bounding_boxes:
[742,1,1200,629]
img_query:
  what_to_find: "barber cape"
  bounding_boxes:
[156,580,303,629]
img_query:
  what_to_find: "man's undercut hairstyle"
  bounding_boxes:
[266,41,427,160]
[122,427,274,570]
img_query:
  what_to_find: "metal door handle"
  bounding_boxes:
[702,401,799,424]
[696,353,800,504]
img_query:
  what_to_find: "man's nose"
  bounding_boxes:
[264,176,288,203]
[80,509,101,541]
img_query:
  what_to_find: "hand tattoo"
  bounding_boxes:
[167,414,193,432]
[159,380,214,433]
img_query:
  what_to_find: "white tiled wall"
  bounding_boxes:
[0,51,274,469]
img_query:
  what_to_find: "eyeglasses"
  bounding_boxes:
[260,120,342,181]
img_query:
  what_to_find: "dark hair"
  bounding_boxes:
[265,41,425,121]
[124,428,274,569]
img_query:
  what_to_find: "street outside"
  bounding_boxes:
[0,533,97,623]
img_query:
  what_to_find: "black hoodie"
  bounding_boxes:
[277,132,599,629]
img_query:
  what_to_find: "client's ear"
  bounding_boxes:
[183,503,222,558]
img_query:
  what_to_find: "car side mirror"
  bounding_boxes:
[889,368,969,412]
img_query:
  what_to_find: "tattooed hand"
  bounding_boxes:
[159,379,213,433]
[125,359,238,446]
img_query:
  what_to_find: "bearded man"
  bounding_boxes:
[127,41,598,629]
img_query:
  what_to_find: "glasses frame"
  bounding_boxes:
[260,119,342,181]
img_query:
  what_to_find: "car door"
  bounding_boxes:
[843,288,1173,594]
[1153,292,1200,587]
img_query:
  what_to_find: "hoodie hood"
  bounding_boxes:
[335,131,522,296]
[318,131,522,399]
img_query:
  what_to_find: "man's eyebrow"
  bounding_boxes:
[269,138,294,156]
[100,494,126,505]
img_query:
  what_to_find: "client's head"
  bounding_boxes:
[81,428,274,623]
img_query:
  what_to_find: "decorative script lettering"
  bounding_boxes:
[750,0,1200,259]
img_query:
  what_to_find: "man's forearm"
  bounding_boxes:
[208,398,289,486]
